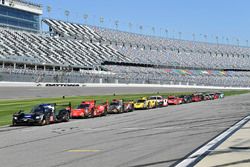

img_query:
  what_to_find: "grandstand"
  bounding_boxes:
[0,12,250,87]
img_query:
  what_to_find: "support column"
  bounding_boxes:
[24,64,27,70]
[44,65,46,71]
[13,63,16,70]
[35,65,37,71]
[2,62,4,69]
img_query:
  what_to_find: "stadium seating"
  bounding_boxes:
[0,18,250,87]
[43,19,104,41]
[0,27,130,68]
[43,19,250,70]
[91,25,250,70]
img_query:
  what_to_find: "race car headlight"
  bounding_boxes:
[14,117,18,120]
[36,116,41,119]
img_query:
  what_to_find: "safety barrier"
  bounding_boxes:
[0,81,250,90]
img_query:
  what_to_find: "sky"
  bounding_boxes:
[32,0,250,46]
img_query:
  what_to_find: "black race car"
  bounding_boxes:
[179,95,192,103]
[12,103,71,126]
[108,99,134,114]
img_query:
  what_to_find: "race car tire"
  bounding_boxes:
[102,108,108,116]
[63,112,70,122]
[39,119,47,126]
[91,109,95,118]
[12,119,17,126]
[119,107,124,114]
[84,112,90,119]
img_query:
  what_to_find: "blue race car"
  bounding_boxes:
[12,103,71,126]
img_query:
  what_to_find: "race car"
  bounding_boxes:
[178,95,192,103]
[134,97,156,110]
[168,96,183,105]
[208,93,216,100]
[216,92,225,99]
[71,100,108,118]
[191,93,203,102]
[203,93,211,100]
[12,103,71,126]
[213,93,220,99]
[149,96,168,107]
[107,99,134,114]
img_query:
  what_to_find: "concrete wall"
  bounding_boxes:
[0,81,250,90]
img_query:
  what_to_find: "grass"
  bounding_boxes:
[0,90,249,127]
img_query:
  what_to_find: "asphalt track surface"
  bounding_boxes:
[0,87,224,99]
[0,94,249,167]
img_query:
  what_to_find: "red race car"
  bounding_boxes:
[192,94,203,102]
[70,100,108,118]
[168,96,183,105]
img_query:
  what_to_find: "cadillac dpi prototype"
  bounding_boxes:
[12,103,71,126]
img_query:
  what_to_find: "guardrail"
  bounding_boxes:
[0,81,250,90]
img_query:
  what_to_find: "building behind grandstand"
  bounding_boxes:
[0,0,249,87]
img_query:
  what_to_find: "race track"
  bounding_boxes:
[0,93,249,167]
[0,87,224,99]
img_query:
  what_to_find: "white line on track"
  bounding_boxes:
[175,115,250,167]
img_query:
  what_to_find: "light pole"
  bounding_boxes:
[236,38,239,46]
[65,10,70,22]
[152,27,155,35]
[128,22,132,32]
[178,32,182,40]
[47,6,51,18]
[139,25,143,34]
[99,17,104,26]
[165,29,168,38]
[226,37,229,45]
[204,34,208,42]
[114,20,119,30]
[83,14,88,24]
[216,36,219,45]
[192,33,195,41]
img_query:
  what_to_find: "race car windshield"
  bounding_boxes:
[168,97,175,99]
[149,97,157,100]
[30,105,50,113]
[137,100,145,103]
[110,102,119,106]
[77,104,90,109]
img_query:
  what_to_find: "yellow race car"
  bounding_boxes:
[134,97,157,110]
[147,97,158,108]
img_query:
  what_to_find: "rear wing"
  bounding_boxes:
[81,100,96,105]
[53,102,72,111]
